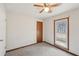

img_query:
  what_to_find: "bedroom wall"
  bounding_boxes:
[6,11,43,50]
[0,4,6,55]
[43,17,54,45]
[44,7,79,55]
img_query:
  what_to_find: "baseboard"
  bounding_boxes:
[6,43,37,52]
[44,41,78,56]
[6,41,78,56]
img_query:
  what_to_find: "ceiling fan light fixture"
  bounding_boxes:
[44,7,49,12]
[33,3,61,13]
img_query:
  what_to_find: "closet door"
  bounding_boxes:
[54,17,69,50]
[37,21,43,43]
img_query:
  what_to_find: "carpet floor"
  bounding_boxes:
[6,42,73,56]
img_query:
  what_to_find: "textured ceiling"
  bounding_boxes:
[5,3,79,19]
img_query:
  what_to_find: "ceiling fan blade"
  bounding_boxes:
[50,3,61,7]
[33,4,43,7]
[44,3,47,7]
[40,9,44,13]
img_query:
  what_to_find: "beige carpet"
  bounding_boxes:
[6,42,73,56]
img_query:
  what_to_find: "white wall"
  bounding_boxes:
[0,4,6,55]
[44,8,79,55]
[6,11,43,50]
[43,17,54,45]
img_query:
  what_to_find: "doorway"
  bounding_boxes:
[37,21,43,43]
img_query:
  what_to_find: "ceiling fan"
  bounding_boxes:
[33,3,61,13]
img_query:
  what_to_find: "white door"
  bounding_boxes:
[0,19,6,56]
